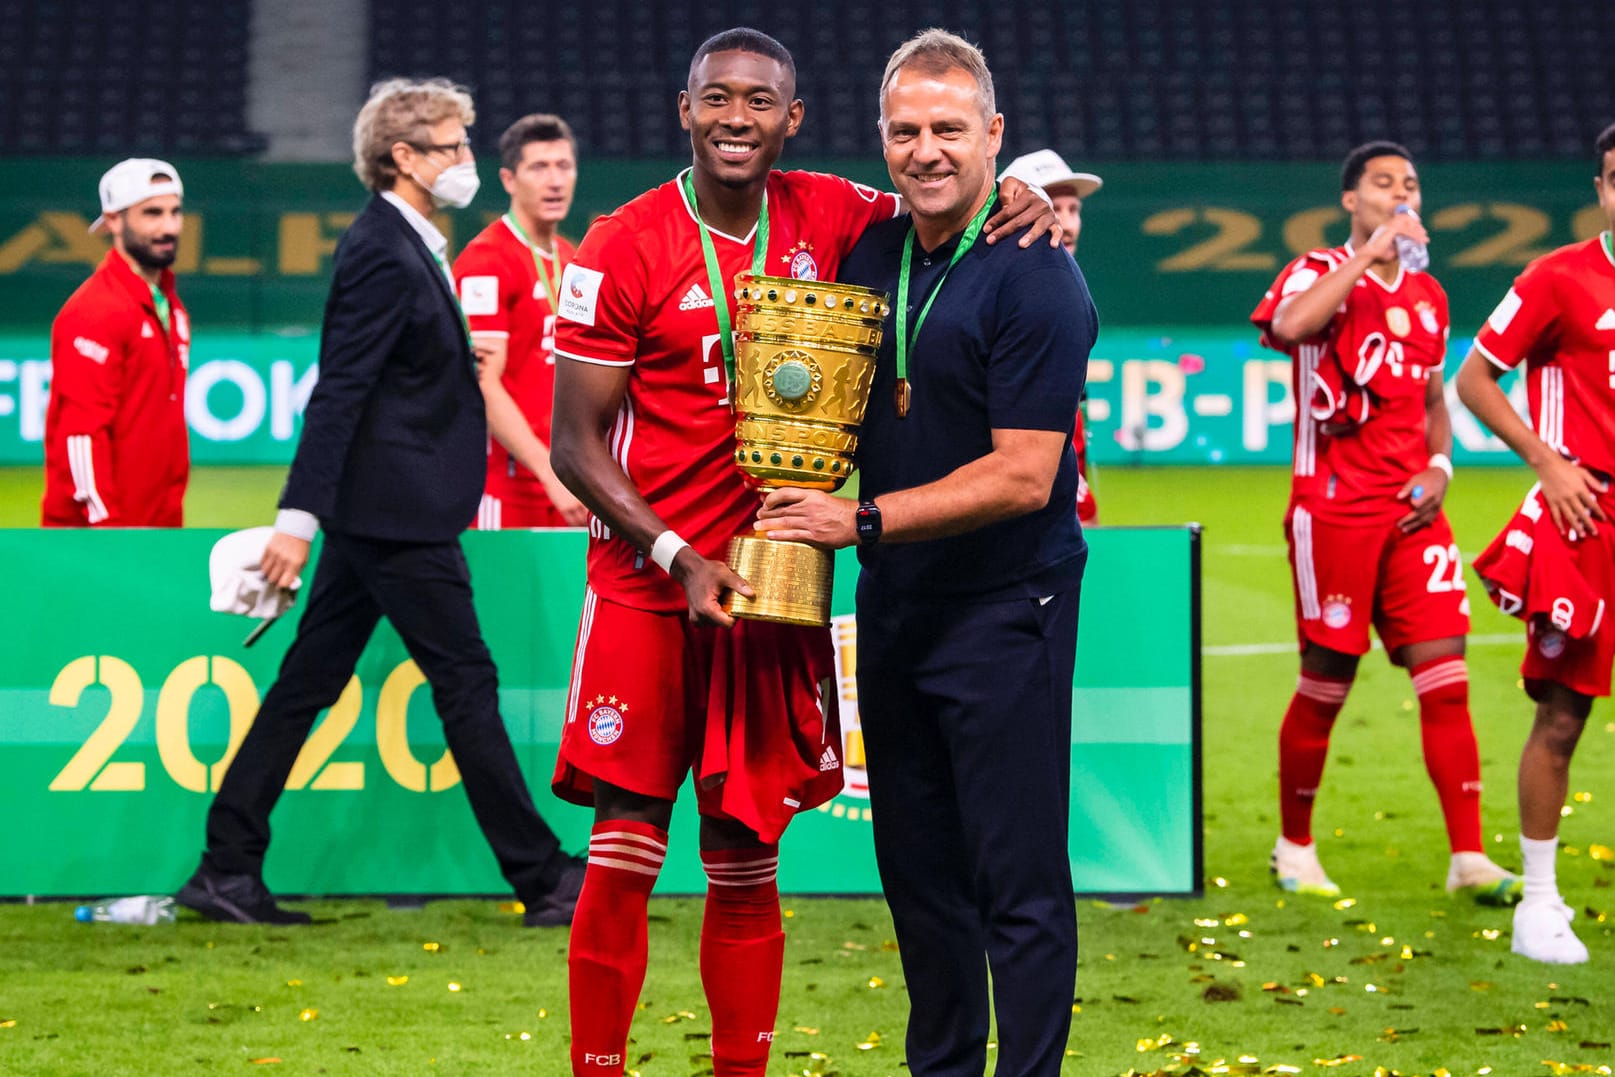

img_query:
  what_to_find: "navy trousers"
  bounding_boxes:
[856,580,1082,1077]
[202,530,567,903]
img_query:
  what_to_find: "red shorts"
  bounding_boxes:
[1518,526,1615,701]
[470,487,568,529]
[1286,504,1471,662]
[552,589,843,843]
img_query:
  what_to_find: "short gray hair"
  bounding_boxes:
[352,77,476,192]
[877,28,997,134]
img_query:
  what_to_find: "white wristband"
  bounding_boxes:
[1428,453,1454,480]
[650,530,690,574]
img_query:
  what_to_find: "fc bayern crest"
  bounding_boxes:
[585,695,626,745]
[782,241,818,280]
[1537,629,1567,660]
[1321,596,1352,629]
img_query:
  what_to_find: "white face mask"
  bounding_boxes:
[418,161,481,209]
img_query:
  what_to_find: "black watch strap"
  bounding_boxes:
[855,499,883,546]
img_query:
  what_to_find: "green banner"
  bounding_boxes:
[0,158,1600,333]
[0,528,1199,898]
[0,327,1529,467]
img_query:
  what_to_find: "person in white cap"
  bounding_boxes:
[1001,147,1102,255]
[41,158,190,526]
[1001,148,1103,523]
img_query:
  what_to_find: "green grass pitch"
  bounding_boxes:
[0,464,1610,1075]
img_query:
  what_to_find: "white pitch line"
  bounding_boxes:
[1205,632,1521,657]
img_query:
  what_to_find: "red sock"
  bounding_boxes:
[699,846,784,1077]
[1279,672,1351,843]
[569,820,667,1076]
[1411,656,1483,853]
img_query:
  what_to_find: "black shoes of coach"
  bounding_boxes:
[176,865,313,925]
[522,855,587,928]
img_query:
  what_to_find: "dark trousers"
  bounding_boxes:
[857,582,1081,1077]
[202,530,566,902]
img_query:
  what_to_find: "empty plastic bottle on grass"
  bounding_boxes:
[1393,204,1429,271]
[74,896,176,924]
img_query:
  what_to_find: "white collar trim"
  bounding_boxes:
[1345,239,1405,292]
[677,167,764,245]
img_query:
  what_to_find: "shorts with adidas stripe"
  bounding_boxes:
[1285,502,1470,661]
[552,589,843,842]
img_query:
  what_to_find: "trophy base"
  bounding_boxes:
[722,533,833,628]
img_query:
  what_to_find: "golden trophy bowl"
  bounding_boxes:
[721,273,889,627]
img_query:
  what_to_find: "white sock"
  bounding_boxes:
[1520,835,1560,905]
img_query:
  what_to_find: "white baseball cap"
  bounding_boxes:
[89,158,184,233]
[999,149,1102,199]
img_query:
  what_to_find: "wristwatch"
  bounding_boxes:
[855,499,883,546]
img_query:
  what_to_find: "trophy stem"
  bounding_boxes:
[722,532,834,628]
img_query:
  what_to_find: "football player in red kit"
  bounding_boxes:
[547,27,1057,1077]
[1455,122,1615,965]
[1250,141,1519,904]
[454,113,587,528]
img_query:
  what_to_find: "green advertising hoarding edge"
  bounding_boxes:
[1,527,1201,899]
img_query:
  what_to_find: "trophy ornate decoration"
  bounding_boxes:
[721,273,890,627]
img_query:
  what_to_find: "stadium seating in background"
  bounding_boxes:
[0,0,263,156]
[368,0,1608,163]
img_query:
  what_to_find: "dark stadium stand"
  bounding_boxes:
[367,0,1610,162]
[0,0,262,155]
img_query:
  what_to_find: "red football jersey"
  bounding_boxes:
[555,169,900,611]
[453,218,576,492]
[1252,244,1450,523]
[1472,235,1615,477]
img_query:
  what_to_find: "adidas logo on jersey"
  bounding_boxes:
[678,283,714,311]
[1597,308,1615,331]
[818,746,840,772]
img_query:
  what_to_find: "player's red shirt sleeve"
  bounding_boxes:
[453,242,513,337]
[1473,258,1559,371]
[48,302,125,524]
[554,214,647,367]
[1251,253,1334,344]
[791,171,901,263]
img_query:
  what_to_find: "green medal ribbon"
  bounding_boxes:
[893,196,995,415]
[430,249,476,350]
[149,284,171,336]
[503,212,563,309]
[682,169,769,392]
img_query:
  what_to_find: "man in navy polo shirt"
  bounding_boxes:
[758,28,1096,1077]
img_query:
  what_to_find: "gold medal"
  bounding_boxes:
[894,378,911,418]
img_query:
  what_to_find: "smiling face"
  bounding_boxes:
[501,138,577,227]
[1341,153,1421,239]
[880,63,1003,241]
[679,49,802,189]
[107,192,183,271]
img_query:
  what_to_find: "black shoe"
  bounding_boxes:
[522,855,586,928]
[176,865,312,925]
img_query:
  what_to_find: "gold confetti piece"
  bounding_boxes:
[1471,981,1494,991]
[1565,845,1582,856]
[792,1026,819,1035]
[1332,898,1356,910]
[1328,1006,1347,1015]
[1589,844,1614,862]
[1268,1067,1303,1074]
[1547,1019,1570,1032]
[386,976,409,986]
[1313,1055,1362,1067]
[1322,938,1340,948]
[286,979,302,987]
[1573,790,1594,802]
[782,908,795,918]
[0,1020,15,1029]
[298,1009,317,1022]
[881,940,899,952]
[1213,876,1228,887]
[447,982,461,992]
[1194,917,1220,928]
[537,1009,548,1019]
[1562,805,1576,817]
[250,1059,282,1065]
[498,901,524,914]
[840,941,867,951]
[1223,913,1249,926]
[422,942,442,953]
[855,1030,882,1050]
[867,977,885,989]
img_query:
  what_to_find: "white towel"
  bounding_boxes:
[209,526,299,619]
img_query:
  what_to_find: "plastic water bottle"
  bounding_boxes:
[74,895,177,925]
[1392,204,1429,271]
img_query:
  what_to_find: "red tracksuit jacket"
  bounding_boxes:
[42,250,190,526]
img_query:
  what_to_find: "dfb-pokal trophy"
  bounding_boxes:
[721,274,889,627]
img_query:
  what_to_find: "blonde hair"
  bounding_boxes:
[878,28,996,134]
[352,77,476,192]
